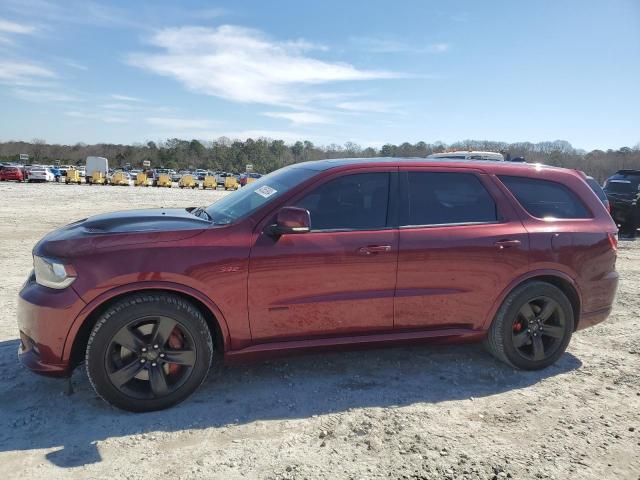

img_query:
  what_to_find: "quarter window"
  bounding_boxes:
[295,172,390,230]
[402,172,498,226]
[499,175,591,219]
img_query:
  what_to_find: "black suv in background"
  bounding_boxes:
[604,170,640,233]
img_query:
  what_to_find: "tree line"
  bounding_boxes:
[1,137,639,182]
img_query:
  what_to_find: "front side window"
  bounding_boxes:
[295,172,390,231]
[499,175,591,219]
[402,172,498,226]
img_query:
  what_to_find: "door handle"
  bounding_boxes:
[357,245,392,255]
[494,239,521,249]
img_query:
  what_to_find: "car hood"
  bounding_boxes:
[34,208,211,258]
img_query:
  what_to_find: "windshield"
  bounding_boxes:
[605,179,638,194]
[205,165,317,224]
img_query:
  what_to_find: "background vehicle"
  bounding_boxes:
[202,174,217,189]
[224,175,239,190]
[0,166,25,182]
[604,170,640,228]
[110,171,131,186]
[64,169,82,184]
[27,166,55,182]
[239,172,262,186]
[17,158,618,412]
[85,157,108,183]
[134,172,149,186]
[195,169,208,180]
[178,174,197,188]
[427,151,505,161]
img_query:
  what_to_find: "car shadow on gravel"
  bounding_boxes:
[0,338,581,468]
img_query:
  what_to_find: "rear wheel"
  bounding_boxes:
[86,293,213,412]
[484,281,574,370]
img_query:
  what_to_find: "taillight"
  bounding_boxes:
[608,232,618,252]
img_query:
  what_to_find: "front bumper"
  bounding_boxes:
[17,273,86,377]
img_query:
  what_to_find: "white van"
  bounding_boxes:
[427,151,505,161]
[85,156,108,182]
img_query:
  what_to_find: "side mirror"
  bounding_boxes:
[269,206,311,235]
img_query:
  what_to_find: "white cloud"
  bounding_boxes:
[13,88,78,102]
[111,94,143,102]
[336,101,403,114]
[0,18,37,34]
[100,102,134,110]
[66,110,127,123]
[351,36,450,54]
[0,61,56,86]
[60,58,88,70]
[146,116,219,130]
[262,111,331,125]
[128,25,403,107]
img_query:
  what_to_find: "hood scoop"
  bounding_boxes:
[81,208,209,234]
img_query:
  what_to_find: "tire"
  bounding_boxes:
[86,293,213,412]
[484,281,574,370]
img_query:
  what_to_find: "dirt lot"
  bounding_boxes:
[0,182,638,480]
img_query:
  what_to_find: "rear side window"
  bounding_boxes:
[585,178,607,203]
[499,175,591,219]
[295,172,389,231]
[402,172,498,226]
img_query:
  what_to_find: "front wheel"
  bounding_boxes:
[86,293,213,412]
[484,281,574,370]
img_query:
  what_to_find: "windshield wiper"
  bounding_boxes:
[190,206,212,222]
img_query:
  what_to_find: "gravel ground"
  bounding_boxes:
[0,182,638,480]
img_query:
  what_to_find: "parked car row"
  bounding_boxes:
[0,162,263,190]
[0,163,87,183]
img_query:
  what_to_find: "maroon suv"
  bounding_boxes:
[17,158,619,411]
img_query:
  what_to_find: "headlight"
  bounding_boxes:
[33,255,76,289]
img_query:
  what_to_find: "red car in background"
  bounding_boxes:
[0,166,25,182]
[17,158,618,412]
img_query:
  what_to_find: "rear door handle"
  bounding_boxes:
[494,239,521,249]
[357,245,392,255]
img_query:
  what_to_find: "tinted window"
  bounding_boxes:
[295,173,389,230]
[499,175,591,219]
[402,172,498,226]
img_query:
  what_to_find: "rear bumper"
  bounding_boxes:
[577,271,619,331]
[17,274,86,377]
[577,307,613,331]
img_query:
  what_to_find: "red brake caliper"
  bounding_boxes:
[513,322,523,333]
[167,329,184,376]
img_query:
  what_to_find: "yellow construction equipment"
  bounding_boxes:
[202,175,217,190]
[135,172,149,186]
[245,176,256,185]
[156,173,172,187]
[89,171,106,185]
[224,176,239,190]
[110,171,130,186]
[179,174,197,189]
[65,169,81,184]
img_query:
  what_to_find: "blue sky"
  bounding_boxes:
[0,0,638,150]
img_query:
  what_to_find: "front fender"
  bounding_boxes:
[61,281,234,363]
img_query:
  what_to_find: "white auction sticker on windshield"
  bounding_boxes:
[254,185,277,198]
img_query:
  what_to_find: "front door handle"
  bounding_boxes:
[494,239,521,249]
[357,245,392,255]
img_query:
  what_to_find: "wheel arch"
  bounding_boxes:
[65,283,229,369]
[483,270,582,332]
